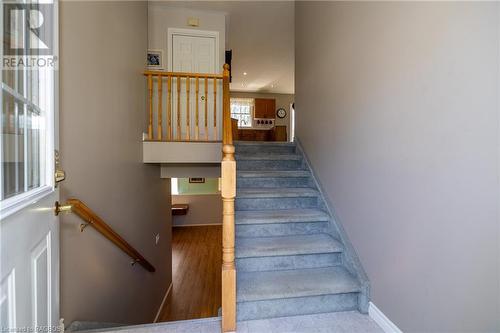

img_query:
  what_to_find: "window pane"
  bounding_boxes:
[2,8,25,96]
[27,69,40,106]
[27,107,41,190]
[230,98,254,128]
[0,1,50,204]
[2,92,25,200]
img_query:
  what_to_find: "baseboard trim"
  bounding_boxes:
[369,302,403,333]
[154,282,173,323]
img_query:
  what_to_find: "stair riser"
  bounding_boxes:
[237,177,312,188]
[236,145,296,155]
[236,160,303,171]
[236,197,318,210]
[236,253,341,272]
[236,221,329,237]
[237,293,359,321]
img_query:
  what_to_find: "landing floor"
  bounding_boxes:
[158,226,222,322]
[92,312,384,333]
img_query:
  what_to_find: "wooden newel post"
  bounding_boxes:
[221,63,236,333]
[222,64,231,144]
[221,144,236,332]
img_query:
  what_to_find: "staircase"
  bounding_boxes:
[235,141,369,321]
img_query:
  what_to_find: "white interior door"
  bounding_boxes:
[1,2,60,331]
[172,34,216,74]
[170,31,221,140]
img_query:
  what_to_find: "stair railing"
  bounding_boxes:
[54,199,156,272]
[143,69,225,142]
[220,64,236,332]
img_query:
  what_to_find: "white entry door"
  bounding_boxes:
[169,30,220,140]
[1,3,60,331]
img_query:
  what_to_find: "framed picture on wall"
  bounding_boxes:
[189,178,205,183]
[147,49,163,69]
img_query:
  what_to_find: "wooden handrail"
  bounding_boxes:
[55,199,156,273]
[143,69,225,142]
[220,63,236,332]
[144,70,223,79]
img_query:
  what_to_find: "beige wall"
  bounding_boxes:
[296,2,499,332]
[148,2,226,73]
[230,92,294,141]
[60,1,172,325]
[172,194,222,226]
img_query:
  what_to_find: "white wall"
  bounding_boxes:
[148,2,226,73]
[296,2,500,332]
[172,194,222,226]
[60,1,172,325]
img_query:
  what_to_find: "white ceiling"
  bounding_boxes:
[160,1,295,94]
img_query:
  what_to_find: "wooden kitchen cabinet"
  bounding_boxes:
[238,129,273,141]
[273,126,287,141]
[254,98,276,119]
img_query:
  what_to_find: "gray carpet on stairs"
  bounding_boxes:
[234,141,369,321]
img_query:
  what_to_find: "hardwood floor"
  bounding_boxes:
[158,225,222,322]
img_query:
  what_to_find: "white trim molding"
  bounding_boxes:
[154,282,173,323]
[369,302,403,333]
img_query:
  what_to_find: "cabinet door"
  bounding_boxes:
[254,99,267,118]
[265,99,276,118]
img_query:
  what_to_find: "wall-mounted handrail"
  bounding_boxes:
[55,199,156,273]
[220,64,236,332]
[143,69,225,142]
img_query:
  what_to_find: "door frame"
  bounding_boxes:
[167,28,220,73]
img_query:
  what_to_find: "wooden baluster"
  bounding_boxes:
[195,78,200,140]
[167,76,172,140]
[147,74,153,140]
[221,143,236,333]
[213,78,217,141]
[177,76,181,140]
[205,77,208,141]
[157,75,162,140]
[186,76,190,141]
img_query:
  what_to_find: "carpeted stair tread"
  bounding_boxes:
[237,266,360,302]
[236,234,343,258]
[235,141,296,147]
[237,170,310,178]
[235,154,302,161]
[237,187,319,198]
[236,208,330,225]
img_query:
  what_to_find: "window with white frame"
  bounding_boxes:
[1,14,54,209]
[230,98,254,128]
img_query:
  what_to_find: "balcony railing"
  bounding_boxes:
[143,66,229,142]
